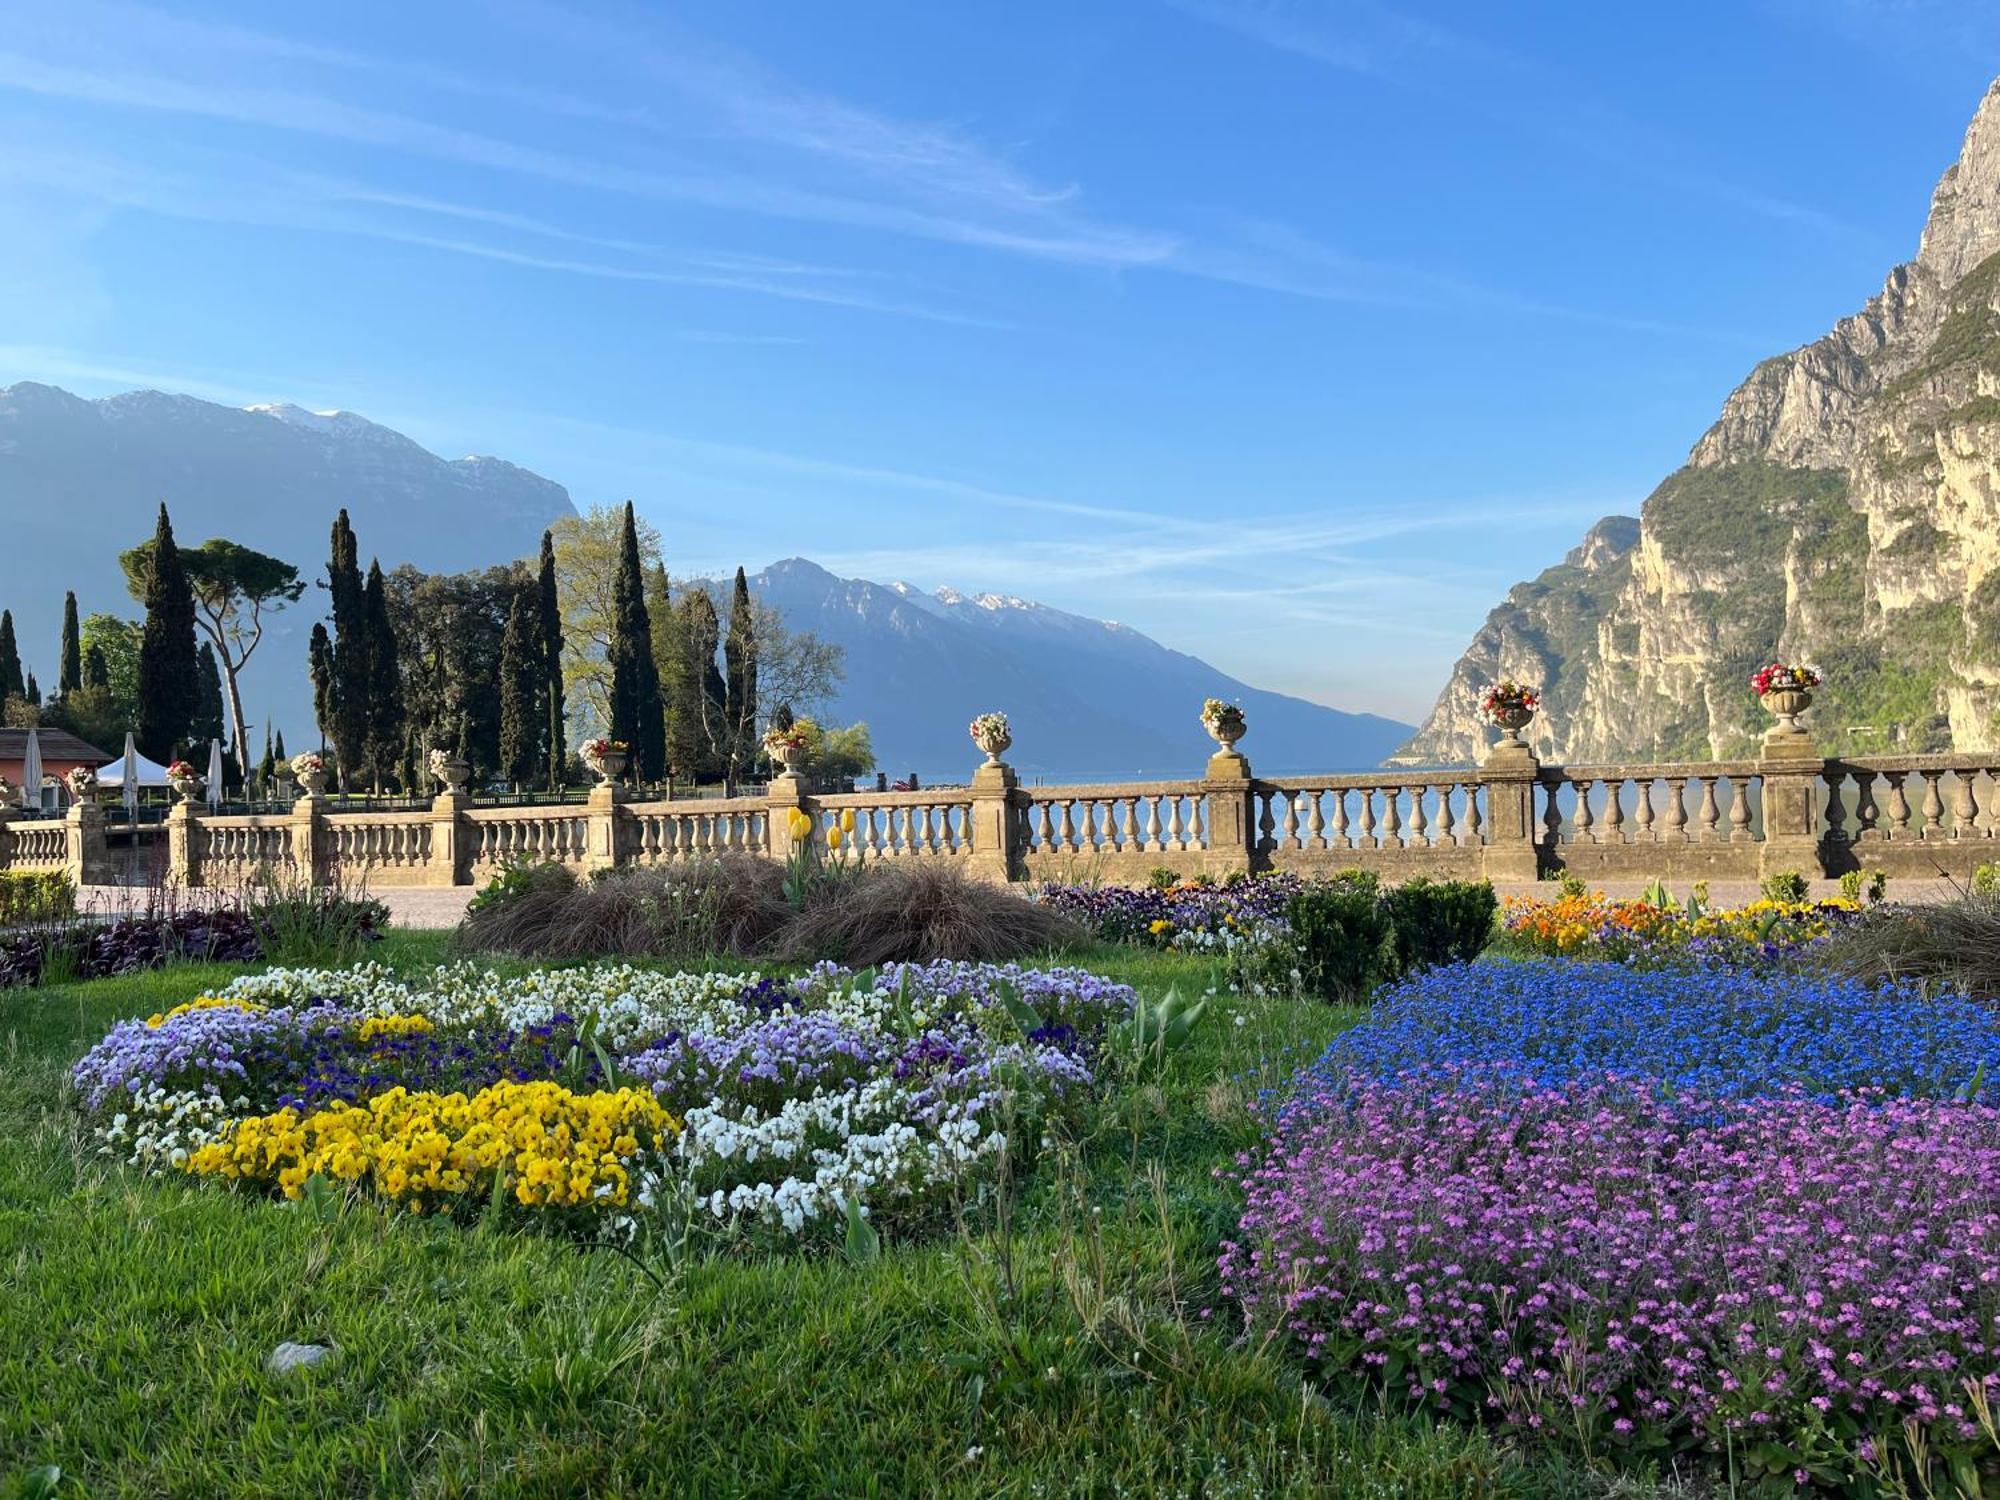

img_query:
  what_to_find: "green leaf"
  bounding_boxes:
[18,1466,62,1500]
[842,1197,880,1265]
[299,1172,341,1224]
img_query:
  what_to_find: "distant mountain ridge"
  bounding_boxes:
[726,559,1410,781]
[0,380,1408,777]
[0,380,578,754]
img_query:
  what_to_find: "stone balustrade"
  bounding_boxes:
[9,726,2000,890]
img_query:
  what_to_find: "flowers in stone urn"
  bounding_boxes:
[1480,680,1540,743]
[762,721,813,775]
[65,766,98,800]
[580,737,630,783]
[164,759,202,801]
[968,711,1011,765]
[1753,661,1820,735]
[428,746,472,793]
[1200,698,1247,749]
[289,750,327,795]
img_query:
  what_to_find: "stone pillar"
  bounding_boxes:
[1757,734,1825,879]
[765,772,812,862]
[1479,740,1542,882]
[1201,744,1256,879]
[290,791,328,886]
[167,801,199,888]
[584,780,625,875]
[968,761,1022,883]
[65,799,110,887]
[429,791,474,886]
[0,805,14,872]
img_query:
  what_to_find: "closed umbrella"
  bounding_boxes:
[121,733,139,818]
[21,728,41,812]
[206,738,225,811]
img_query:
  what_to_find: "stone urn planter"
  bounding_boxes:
[770,743,808,778]
[1201,700,1247,753]
[429,751,473,796]
[296,770,328,798]
[1762,687,1813,736]
[1489,704,1535,745]
[969,712,1012,766]
[591,749,629,785]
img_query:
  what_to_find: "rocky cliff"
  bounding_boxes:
[1398,77,2000,765]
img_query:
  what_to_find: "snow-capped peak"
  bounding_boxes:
[245,402,352,431]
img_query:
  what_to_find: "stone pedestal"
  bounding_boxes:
[968,761,1022,883]
[65,800,111,886]
[1757,735,1823,879]
[167,801,199,888]
[764,772,811,862]
[584,780,625,875]
[1480,741,1542,882]
[430,790,473,886]
[1202,748,1256,878]
[290,793,328,885]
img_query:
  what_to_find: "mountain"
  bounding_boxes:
[0,382,1405,777]
[734,559,1411,781]
[1399,76,2000,765]
[0,381,576,749]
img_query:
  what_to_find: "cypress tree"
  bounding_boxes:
[0,610,22,704]
[83,643,108,691]
[326,510,368,786]
[258,722,275,793]
[58,592,81,697]
[191,641,227,753]
[607,502,664,780]
[672,590,727,782]
[136,503,199,762]
[361,560,402,790]
[536,530,566,792]
[274,727,287,762]
[723,567,759,789]
[24,671,39,707]
[497,592,538,787]
[307,622,335,751]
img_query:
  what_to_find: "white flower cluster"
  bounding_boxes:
[674,1078,1007,1235]
[95,1087,250,1170]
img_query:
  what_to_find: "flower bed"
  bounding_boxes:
[1037,875,1299,953]
[1293,961,2000,1104]
[1221,1077,2000,1489]
[74,959,1135,1239]
[1501,889,1858,966]
[1224,958,2000,1491]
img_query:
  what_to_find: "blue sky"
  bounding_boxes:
[1,1,1996,723]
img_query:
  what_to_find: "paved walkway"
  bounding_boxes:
[73,873,1968,932]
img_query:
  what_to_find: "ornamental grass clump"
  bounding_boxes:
[1814,891,2000,999]
[772,861,1084,966]
[1220,1078,2000,1492]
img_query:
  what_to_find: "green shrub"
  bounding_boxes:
[1146,867,1181,891]
[1975,862,2000,898]
[1815,893,2000,998]
[1384,878,1497,973]
[771,862,1084,966]
[1761,870,1810,903]
[1284,877,1395,1004]
[1838,867,1888,904]
[245,864,388,966]
[1556,873,1588,899]
[0,872,75,926]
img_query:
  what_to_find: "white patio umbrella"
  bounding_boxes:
[206,738,225,810]
[20,728,41,812]
[120,732,139,817]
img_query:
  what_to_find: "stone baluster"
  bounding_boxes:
[1381,787,1403,849]
[1573,780,1594,843]
[1306,792,1327,850]
[1883,772,1912,837]
[1696,776,1721,841]
[1634,780,1656,841]
[1952,772,1979,838]
[1541,780,1563,849]
[1356,788,1377,849]
[1852,771,1879,840]
[1280,791,1300,850]
[1729,776,1754,842]
[1409,786,1429,847]
[1921,772,1946,837]
[1461,781,1484,845]
[1602,777,1626,842]
[1330,789,1350,849]
[1664,777,1689,842]
[1435,787,1456,846]
[1821,773,1848,848]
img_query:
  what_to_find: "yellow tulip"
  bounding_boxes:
[840,809,856,833]
[788,808,812,839]
[827,826,845,851]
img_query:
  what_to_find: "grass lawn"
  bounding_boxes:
[2,932,1676,1498]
